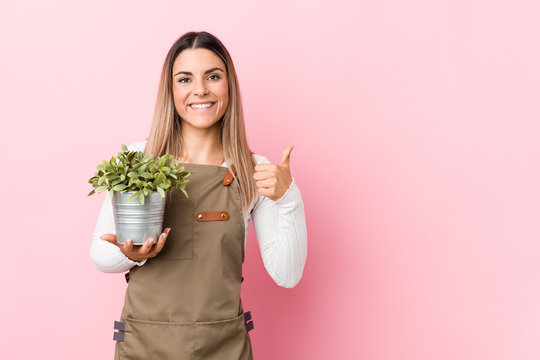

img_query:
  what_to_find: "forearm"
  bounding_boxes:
[253,178,308,288]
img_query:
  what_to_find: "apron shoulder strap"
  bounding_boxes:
[222,165,237,186]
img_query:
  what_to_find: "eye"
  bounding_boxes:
[208,74,221,80]
[178,78,190,83]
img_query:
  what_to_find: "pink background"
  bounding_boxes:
[1,0,540,359]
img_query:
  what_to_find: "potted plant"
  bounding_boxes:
[88,144,192,245]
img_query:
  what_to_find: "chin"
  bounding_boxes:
[183,119,221,129]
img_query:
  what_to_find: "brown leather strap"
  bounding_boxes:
[222,170,234,186]
[195,211,229,222]
[222,165,237,186]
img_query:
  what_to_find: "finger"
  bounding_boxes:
[254,163,278,172]
[124,238,134,252]
[100,233,118,244]
[256,187,272,197]
[280,145,293,169]
[139,237,155,255]
[255,179,275,189]
[152,228,170,256]
[253,170,275,181]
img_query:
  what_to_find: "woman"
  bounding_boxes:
[90,31,307,359]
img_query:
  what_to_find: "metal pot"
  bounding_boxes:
[112,191,167,245]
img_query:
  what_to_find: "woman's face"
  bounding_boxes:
[172,48,229,131]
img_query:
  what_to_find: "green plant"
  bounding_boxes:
[88,144,193,205]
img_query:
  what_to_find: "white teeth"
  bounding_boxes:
[190,102,214,109]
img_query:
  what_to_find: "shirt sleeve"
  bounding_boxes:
[250,156,308,288]
[89,141,148,273]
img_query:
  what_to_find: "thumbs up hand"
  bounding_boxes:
[253,145,294,202]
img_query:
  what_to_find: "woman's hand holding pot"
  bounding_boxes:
[100,227,171,262]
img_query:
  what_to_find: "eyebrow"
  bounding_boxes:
[173,67,225,77]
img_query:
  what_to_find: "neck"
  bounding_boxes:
[178,121,224,165]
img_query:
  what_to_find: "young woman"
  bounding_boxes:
[90,31,307,359]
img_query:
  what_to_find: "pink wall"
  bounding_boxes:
[2,0,540,359]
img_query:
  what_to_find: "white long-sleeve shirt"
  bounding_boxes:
[90,141,307,288]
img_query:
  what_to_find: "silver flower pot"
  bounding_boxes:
[112,191,167,245]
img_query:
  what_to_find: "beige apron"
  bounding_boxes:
[113,163,254,360]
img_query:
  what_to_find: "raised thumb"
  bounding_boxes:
[280,145,294,168]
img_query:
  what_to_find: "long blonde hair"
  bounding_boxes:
[143,31,257,217]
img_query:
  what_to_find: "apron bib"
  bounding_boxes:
[112,164,254,360]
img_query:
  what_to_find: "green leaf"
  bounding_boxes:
[180,187,189,199]
[127,191,139,202]
[163,180,171,190]
[109,190,114,200]
[88,189,96,196]
[142,154,154,162]
[157,186,165,197]
[156,173,166,184]
[139,192,145,205]
[96,186,108,193]
[113,184,128,191]
[158,157,166,167]
[121,144,128,152]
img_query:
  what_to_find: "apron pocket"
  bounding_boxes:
[193,312,253,360]
[118,317,194,360]
[158,197,194,260]
[117,314,253,360]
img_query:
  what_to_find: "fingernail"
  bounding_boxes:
[147,238,153,245]
[166,228,171,234]
[127,239,132,245]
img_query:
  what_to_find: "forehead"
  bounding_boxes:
[172,48,226,73]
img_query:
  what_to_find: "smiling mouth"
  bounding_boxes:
[189,102,215,109]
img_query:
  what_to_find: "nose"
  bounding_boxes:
[193,79,209,96]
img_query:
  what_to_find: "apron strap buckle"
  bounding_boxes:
[244,311,254,332]
[113,321,125,342]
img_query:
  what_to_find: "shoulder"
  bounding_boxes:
[127,140,148,152]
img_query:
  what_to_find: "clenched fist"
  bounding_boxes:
[253,145,294,201]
